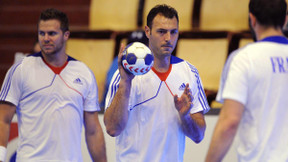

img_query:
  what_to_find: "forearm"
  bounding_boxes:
[104,80,131,137]
[0,121,10,147]
[205,99,244,162]
[205,118,238,162]
[0,102,16,162]
[0,102,16,147]
[86,128,107,162]
[180,112,206,143]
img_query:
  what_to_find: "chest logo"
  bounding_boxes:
[178,83,186,91]
[73,78,83,85]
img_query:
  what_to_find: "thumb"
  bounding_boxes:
[174,94,179,103]
[174,94,178,100]
[118,43,126,66]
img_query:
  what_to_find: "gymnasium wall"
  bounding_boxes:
[0,0,258,109]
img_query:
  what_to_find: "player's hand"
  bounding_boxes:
[118,43,135,82]
[174,83,194,118]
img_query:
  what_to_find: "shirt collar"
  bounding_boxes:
[259,36,288,44]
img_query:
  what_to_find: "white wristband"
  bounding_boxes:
[0,146,7,162]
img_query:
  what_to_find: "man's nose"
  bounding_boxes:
[44,33,50,42]
[165,32,171,42]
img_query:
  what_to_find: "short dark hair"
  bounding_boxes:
[249,0,287,28]
[146,4,179,29]
[39,8,69,32]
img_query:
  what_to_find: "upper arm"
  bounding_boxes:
[190,112,206,128]
[219,99,244,127]
[0,101,16,124]
[0,101,16,147]
[84,111,102,134]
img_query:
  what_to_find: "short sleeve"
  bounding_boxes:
[0,62,23,106]
[222,52,250,105]
[186,61,210,114]
[83,69,100,112]
[105,70,121,110]
[216,49,240,103]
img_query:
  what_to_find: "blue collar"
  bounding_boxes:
[258,36,288,44]
[28,52,76,61]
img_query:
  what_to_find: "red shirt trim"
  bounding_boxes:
[152,64,172,81]
[42,58,68,74]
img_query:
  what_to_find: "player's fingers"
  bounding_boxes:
[174,94,178,100]
[184,83,191,96]
[174,95,181,111]
[190,102,194,109]
[184,83,190,93]
[118,43,126,66]
[191,94,194,102]
[184,83,194,102]
[119,43,125,54]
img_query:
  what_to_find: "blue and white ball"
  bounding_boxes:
[122,42,154,75]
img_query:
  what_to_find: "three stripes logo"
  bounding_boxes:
[179,83,186,91]
[73,78,83,85]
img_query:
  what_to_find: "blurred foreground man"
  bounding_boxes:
[205,0,288,161]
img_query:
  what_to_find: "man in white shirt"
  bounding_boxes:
[104,4,209,162]
[0,8,106,162]
[205,0,288,161]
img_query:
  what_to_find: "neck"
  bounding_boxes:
[42,51,68,67]
[256,26,284,41]
[153,55,171,72]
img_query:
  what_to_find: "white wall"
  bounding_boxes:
[6,114,237,162]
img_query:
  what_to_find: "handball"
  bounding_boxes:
[122,42,154,75]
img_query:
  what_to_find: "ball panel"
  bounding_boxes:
[134,48,147,58]
[144,54,154,65]
[126,53,137,64]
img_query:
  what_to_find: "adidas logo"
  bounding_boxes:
[179,83,186,90]
[73,78,83,85]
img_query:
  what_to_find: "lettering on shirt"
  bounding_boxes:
[270,56,288,73]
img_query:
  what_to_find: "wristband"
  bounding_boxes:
[0,146,7,162]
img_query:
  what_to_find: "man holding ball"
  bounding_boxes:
[104,4,210,162]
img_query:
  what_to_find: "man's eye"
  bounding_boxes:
[171,30,178,35]
[49,32,57,36]
[39,32,45,36]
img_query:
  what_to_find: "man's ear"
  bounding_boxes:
[64,31,70,40]
[249,13,257,28]
[284,14,288,29]
[144,26,150,39]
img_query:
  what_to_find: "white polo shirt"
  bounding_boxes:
[217,36,288,162]
[106,56,210,162]
[0,52,100,162]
